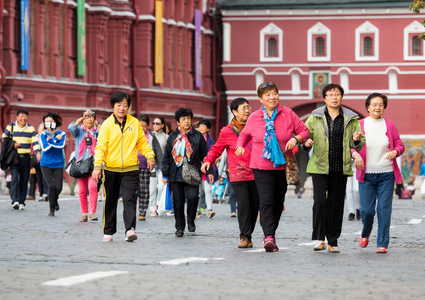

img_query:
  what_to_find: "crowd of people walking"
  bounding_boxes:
[1,83,405,254]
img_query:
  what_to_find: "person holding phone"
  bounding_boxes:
[68,110,99,222]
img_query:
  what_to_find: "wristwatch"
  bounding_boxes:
[291,137,299,145]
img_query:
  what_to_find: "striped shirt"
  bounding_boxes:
[2,122,40,155]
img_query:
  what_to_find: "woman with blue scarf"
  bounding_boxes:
[236,82,310,252]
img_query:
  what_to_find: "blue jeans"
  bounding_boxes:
[359,172,395,248]
[227,181,237,213]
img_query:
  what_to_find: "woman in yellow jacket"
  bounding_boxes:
[92,91,155,242]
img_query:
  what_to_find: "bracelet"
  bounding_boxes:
[291,137,299,145]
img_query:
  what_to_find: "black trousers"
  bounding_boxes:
[169,182,199,231]
[40,166,63,213]
[231,180,259,240]
[253,169,287,237]
[10,155,31,204]
[103,170,139,235]
[311,172,348,246]
[34,164,48,196]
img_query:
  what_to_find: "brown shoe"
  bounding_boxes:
[138,215,146,221]
[79,214,88,222]
[89,213,98,221]
[238,237,249,248]
[247,240,253,248]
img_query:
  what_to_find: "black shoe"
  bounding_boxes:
[48,212,55,217]
[175,230,184,237]
[55,203,60,211]
[348,213,355,221]
[188,223,196,233]
[356,209,361,220]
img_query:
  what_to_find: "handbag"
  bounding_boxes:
[30,154,39,168]
[182,156,202,186]
[69,156,94,178]
[284,153,301,186]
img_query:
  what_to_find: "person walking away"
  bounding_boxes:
[161,108,210,237]
[2,109,41,210]
[68,110,99,222]
[346,159,361,221]
[303,83,365,253]
[235,83,310,252]
[92,91,155,242]
[35,123,48,202]
[352,93,405,254]
[202,98,260,248]
[148,116,168,215]
[39,112,66,216]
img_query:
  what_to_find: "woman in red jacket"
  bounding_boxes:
[236,82,310,252]
[202,98,259,248]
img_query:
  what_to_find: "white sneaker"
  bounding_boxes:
[103,235,113,242]
[125,228,138,242]
[12,202,19,209]
[313,240,327,251]
[19,204,25,210]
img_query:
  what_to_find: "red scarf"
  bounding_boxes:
[171,127,193,167]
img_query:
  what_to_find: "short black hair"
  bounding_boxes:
[110,91,131,108]
[365,93,388,112]
[153,116,165,124]
[198,119,212,129]
[175,108,193,122]
[257,82,279,98]
[322,83,344,99]
[137,113,150,124]
[230,98,249,115]
[42,112,62,127]
[16,109,28,116]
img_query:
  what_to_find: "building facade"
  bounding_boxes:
[0,0,225,168]
[218,0,425,180]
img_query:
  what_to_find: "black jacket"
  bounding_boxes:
[161,128,211,182]
[0,137,20,170]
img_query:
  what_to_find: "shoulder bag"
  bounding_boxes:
[182,156,202,186]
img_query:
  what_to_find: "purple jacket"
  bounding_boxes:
[352,118,405,184]
[236,105,310,170]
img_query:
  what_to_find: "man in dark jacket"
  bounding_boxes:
[161,108,210,237]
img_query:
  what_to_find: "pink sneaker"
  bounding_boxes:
[125,228,138,242]
[263,235,274,252]
[103,235,113,242]
[359,236,369,248]
[376,247,387,253]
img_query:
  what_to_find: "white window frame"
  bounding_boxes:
[223,23,231,62]
[404,21,425,61]
[307,22,330,62]
[355,21,379,61]
[260,23,283,62]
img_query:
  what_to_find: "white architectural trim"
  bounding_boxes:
[355,21,379,61]
[388,71,398,93]
[260,23,283,62]
[291,72,301,95]
[340,72,349,92]
[403,21,425,61]
[307,22,330,62]
[223,23,231,62]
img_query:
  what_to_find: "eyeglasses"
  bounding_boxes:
[326,93,342,98]
[152,122,162,125]
[239,105,252,111]
[259,82,276,89]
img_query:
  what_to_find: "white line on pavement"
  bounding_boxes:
[244,247,288,253]
[42,271,128,287]
[298,242,316,246]
[407,219,422,224]
[159,257,224,265]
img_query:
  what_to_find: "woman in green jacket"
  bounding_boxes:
[304,83,365,253]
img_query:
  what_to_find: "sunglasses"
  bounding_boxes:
[259,82,276,89]
[152,122,162,125]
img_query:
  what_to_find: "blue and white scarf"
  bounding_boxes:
[262,105,286,168]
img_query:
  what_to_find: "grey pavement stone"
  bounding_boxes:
[0,194,424,299]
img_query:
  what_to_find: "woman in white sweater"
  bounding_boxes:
[351,93,405,254]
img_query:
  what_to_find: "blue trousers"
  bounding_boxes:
[359,172,395,248]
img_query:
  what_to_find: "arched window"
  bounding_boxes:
[363,37,373,56]
[411,35,422,56]
[267,37,277,57]
[315,37,325,57]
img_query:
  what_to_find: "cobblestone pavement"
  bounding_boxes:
[0,193,424,300]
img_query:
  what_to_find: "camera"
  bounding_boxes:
[85,136,92,146]
[88,112,95,117]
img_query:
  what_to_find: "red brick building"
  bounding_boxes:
[0,0,226,164]
[217,0,425,179]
